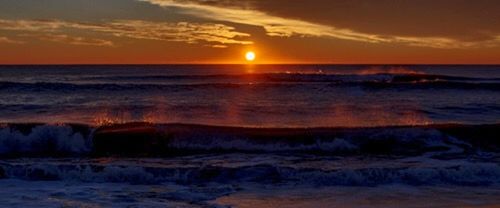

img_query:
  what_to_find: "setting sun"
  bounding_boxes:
[245,51,256,61]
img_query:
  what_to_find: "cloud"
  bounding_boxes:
[0,36,23,44]
[0,19,65,31]
[140,0,500,49]
[21,34,114,47]
[139,0,385,43]
[245,0,500,42]
[0,19,252,47]
[94,20,252,46]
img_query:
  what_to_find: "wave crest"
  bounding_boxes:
[0,124,92,156]
[1,157,499,186]
[0,123,498,157]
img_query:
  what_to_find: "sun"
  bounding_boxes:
[245,51,256,61]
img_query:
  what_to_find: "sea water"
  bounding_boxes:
[0,65,499,207]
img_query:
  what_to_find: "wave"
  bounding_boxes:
[1,156,499,186]
[353,80,500,90]
[0,124,93,157]
[81,73,500,83]
[0,81,250,92]
[1,122,499,186]
[0,123,498,158]
[1,74,500,92]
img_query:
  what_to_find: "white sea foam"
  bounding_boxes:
[1,155,499,186]
[0,125,91,155]
[0,123,491,156]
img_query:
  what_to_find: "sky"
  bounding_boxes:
[0,0,499,64]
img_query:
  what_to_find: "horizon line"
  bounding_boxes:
[1,63,500,66]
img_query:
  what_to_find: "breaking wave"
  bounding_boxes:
[1,156,499,186]
[0,124,93,156]
[0,123,498,157]
[0,123,499,186]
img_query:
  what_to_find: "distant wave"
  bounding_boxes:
[81,73,500,83]
[0,81,248,92]
[353,80,500,90]
[1,73,500,92]
[0,123,498,157]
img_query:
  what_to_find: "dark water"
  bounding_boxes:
[0,64,499,127]
[0,65,500,207]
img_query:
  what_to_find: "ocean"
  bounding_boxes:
[0,64,499,207]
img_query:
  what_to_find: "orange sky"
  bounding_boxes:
[0,0,500,64]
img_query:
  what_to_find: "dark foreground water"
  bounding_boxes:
[0,65,499,207]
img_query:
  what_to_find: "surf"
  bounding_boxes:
[0,122,498,158]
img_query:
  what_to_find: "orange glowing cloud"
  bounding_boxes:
[0,36,23,44]
[21,33,114,47]
[0,19,253,48]
[141,0,500,49]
